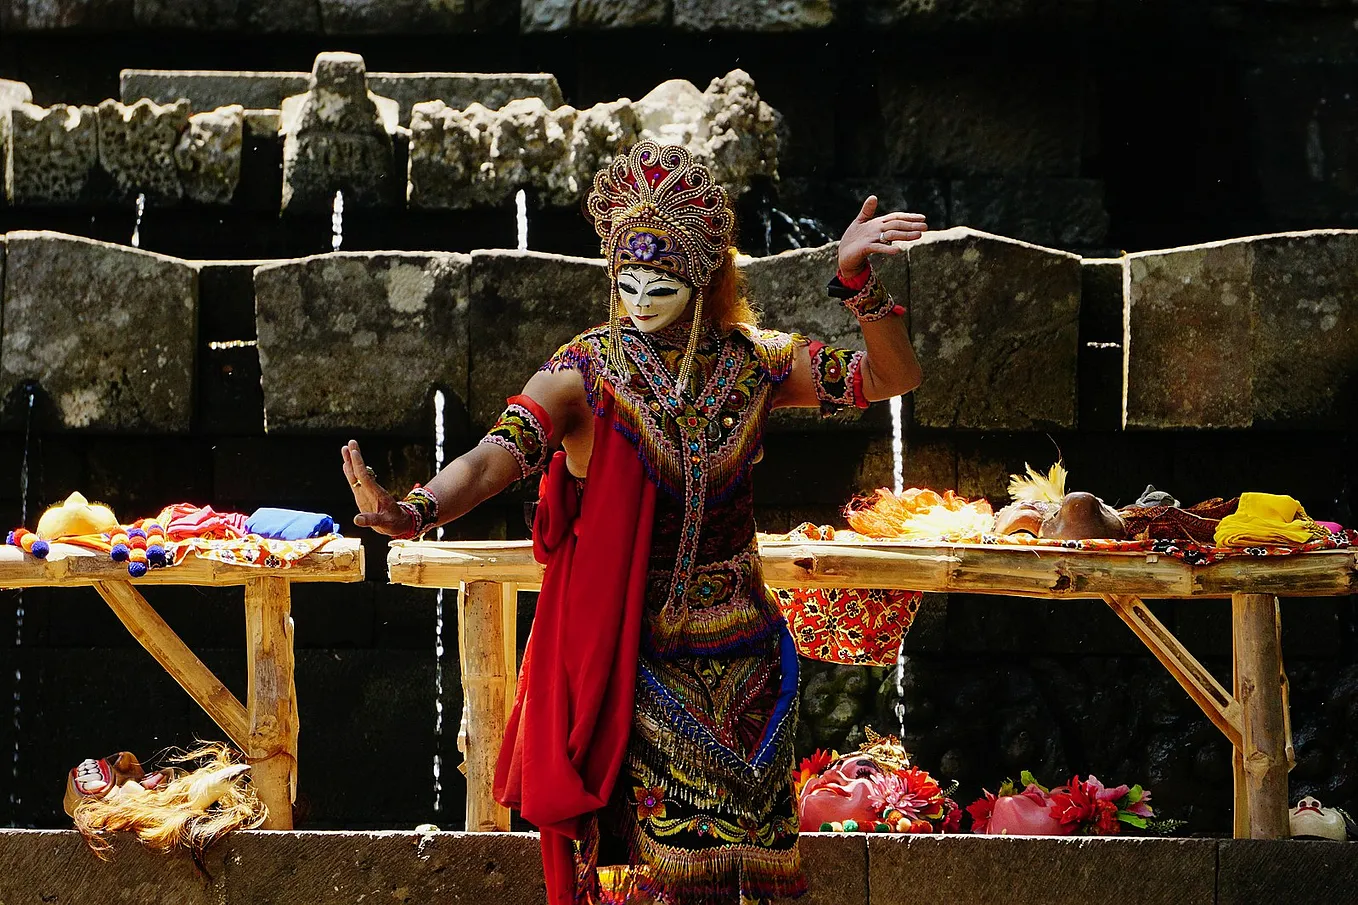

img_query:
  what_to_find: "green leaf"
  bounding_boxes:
[998,779,1017,797]
[1124,785,1144,805]
[1118,813,1148,829]
[1019,770,1048,793]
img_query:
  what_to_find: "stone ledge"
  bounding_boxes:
[868,834,1218,905]
[1218,838,1358,905]
[4,830,1349,905]
[253,250,470,434]
[905,227,1082,430]
[0,230,197,432]
[1123,229,1358,429]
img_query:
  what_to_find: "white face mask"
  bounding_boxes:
[616,265,693,334]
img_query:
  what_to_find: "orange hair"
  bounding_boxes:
[703,246,759,333]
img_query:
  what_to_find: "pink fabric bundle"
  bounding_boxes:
[159,504,250,541]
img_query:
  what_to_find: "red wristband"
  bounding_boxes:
[837,266,872,291]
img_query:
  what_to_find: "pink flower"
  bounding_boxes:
[1126,788,1154,818]
[868,768,943,822]
[1085,774,1129,803]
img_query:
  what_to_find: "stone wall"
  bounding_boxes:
[7,2,1358,255]
[2,0,1358,837]
[0,224,1354,834]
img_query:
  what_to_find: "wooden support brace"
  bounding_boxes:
[1232,611,1249,839]
[95,581,251,751]
[1232,592,1290,839]
[1274,598,1295,770]
[245,577,298,830]
[1103,594,1242,749]
[459,580,510,832]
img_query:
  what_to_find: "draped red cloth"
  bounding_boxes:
[494,395,656,905]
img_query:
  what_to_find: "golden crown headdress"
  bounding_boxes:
[586,141,735,286]
[854,727,913,773]
[585,141,736,392]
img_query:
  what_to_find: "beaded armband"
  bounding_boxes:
[827,268,903,323]
[394,487,439,541]
[809,341,869,415]
[479,394,553,480]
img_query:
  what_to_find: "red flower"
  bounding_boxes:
[1048,776,1098,830]
[1092,799,1121,836]
[792,748,837,798]
[940,798,962,834]
[966,790,997,833]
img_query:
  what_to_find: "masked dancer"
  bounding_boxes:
[342,140,926,905]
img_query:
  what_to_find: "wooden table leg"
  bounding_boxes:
[1231,605,1248,839]
[501,583,519,722]
[245,577,298,830]
[460,580,510,831]
[1232,592,1289,839]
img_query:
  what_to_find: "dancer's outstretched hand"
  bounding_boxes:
[838,195,928,279]
[341,440,413,536]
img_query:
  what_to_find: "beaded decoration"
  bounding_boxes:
[395,487,440,541]
[808,342,869,415]
[837,268,902,322]
[7,528,49,559]
[479,395,552,480]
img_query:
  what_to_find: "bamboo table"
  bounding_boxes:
[0,538,365,829]
[389,538,1357,839]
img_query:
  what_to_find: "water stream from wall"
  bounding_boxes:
[516,190,528,251]
[130,193,145,248]
[332,190,344,252]
[890,396,904,495]
[11,384,36,813]
[432,390,446,815]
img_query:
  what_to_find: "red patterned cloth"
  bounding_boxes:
[494,394,656,905]
[771,587,922,665]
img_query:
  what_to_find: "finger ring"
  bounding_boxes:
[351,480,362,489]
[878,231,887,243]
[365,466,377,479]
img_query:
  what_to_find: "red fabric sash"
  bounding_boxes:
[494,395,655,905]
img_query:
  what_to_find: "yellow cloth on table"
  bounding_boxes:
[1214,492,1327,547]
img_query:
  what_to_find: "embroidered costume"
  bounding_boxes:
[492,141,882,905]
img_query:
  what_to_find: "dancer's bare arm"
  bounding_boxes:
[776,196,924,409]
[342,367,591,536]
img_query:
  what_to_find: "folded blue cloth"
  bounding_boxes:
[245,508,338,540]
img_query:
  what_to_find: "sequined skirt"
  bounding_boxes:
[579,627,806,905]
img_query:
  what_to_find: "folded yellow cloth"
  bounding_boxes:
[1214,492,1327,547]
